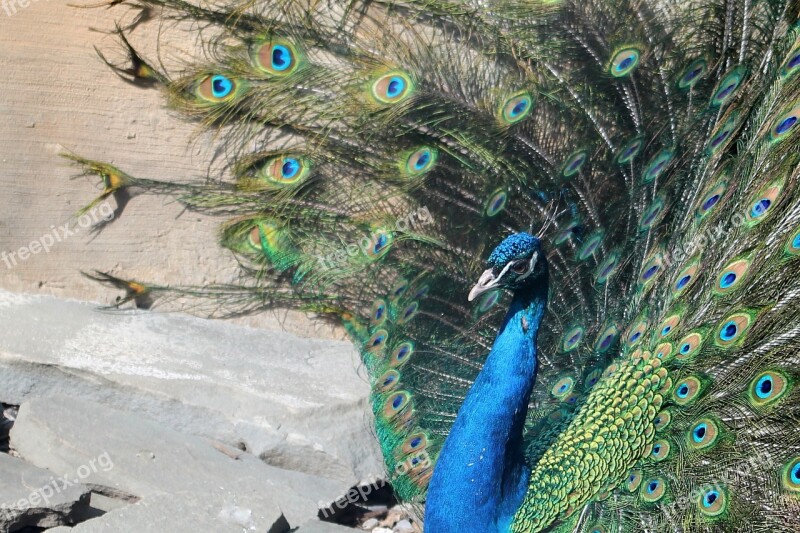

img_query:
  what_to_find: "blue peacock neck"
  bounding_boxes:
[426,279,548,533]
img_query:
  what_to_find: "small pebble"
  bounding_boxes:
[393,519,414,533]
[362,518,379,530]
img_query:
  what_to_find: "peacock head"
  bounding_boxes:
[468,232,548,301]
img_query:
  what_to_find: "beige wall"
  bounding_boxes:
[0,1,336,338]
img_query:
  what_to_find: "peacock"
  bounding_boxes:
[66,0,800,530]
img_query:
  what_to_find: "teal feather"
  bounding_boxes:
[68,1,800,531]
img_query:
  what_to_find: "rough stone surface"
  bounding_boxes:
[0,453,91,531]
[0,289,382,484]
[11,395,360,529]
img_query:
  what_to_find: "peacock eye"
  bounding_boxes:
[511,260,528,274]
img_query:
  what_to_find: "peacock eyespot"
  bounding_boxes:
[714,258,750,295]
[640,197,666,230]
[485,189,508,217]
[715,312,753,347]
[653,409,672,430]
[654,342,674,363]
[657,313,681,340]
[609,47,641,77]
[365,230,394,260]
[391,342,415,367]
[578,231,604,260]
[696,486,728,517]
[371,71,414,104]
[688,418,719,449]
[594,325,618,352]
[642,150,673,183]
[499,91,534,124]
[673,261,699,296]
[708,114,737,153]
[383,391,412,419]
[551,376,575,399]
[253,38,301,76]
[561,326,584,352]
[639,253,664,286]
[626,471,643,491]
[397,302,419,324]
[782,47,800,78]
[744,181,783,225]
[696,181,728,220]
[595,252,620,285]
[371,299,388,326]
[627,320,648,346]
[769,105,800,142]
[475,290,501,315]
[376,370,400,392]
[782,458,800,492]
[672,376,703,405]
[616,137,644,164]
[260,155,311,185]
[650,439,670,461]
[367,329,389,353]
[401,432,429,455]
[584,368,602,389]
[561,150,588,178]
[391,279,409,299]
[640,477,666,502]
[785,227,800,256]
[196,74,241,103]
[747,370,789,408]
[554,220,581,245]
[711,68,745,107]
[678,58,707,89]
[404,147,438,177]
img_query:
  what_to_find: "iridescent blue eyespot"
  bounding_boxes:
[702,490,719,508]
[793,463,800,483]
[678,59,707,89]
[676,275,691,289]
[211,75,233,98]
[282,158,300,178]
[677,384,689,398]
[387,77,405,98]
[720,272,736,288]
[751,198,771,218]
[719,321,737,341]
[755,375,773,399]
[609,48,641,77]
[776,116,797,134]
[271,45,291,71]
[693,423,707,442]
[193,73,241,103]
[711,68,745,107]
[616,137,644,164]
[371,71,414,104]
[702,195,720,210]
[642,265,659,280]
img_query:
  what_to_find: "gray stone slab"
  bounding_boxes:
[0,453,91,531]
[10,396,357,529]
[0,289,382,485]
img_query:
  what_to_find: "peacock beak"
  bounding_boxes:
[468,268,501,302]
